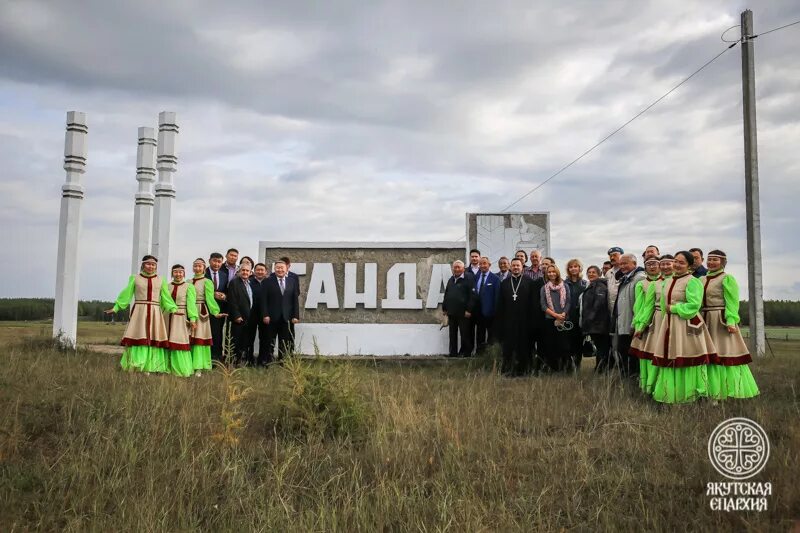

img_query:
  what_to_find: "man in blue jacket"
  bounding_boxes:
[474,256,501,354]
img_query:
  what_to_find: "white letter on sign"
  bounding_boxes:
[344,263,377,308]
[426,264,451,308]
[382,263,422,309]
[305,263,339,309]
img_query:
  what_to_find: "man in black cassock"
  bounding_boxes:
[495,258,537,375]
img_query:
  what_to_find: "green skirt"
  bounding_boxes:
[191,345,212,372]
[121,346,167,373]
[707,364,759,400]
[651,365,708,404]
[169,350,194,377]
[639,359,660,394]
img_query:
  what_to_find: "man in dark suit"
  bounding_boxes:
[205,252,230,361]
[474,256,501,353]
[495,256,511,282]
[247,262,271,365]
[262,260,300,362]
[280,255,300,282]
[442,260,477,357]
[225,263,254,365]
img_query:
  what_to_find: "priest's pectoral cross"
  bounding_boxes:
[512,294,517,301]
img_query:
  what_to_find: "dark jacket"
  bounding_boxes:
[580,278,610,335]
[226,277,254,323]
[249,277,269,318]
[263,274,300,323]
[474,270,501,317]
[442,275,476,317]
[205,266,230,311]
[565,278,589,323]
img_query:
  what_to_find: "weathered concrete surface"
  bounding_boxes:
[258,242,464,324]
[466,213,550,266]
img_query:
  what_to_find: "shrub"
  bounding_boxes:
[280,356,369,441]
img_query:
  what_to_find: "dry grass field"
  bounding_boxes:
[0,328,798,531]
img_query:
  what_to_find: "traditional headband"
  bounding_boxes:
[645,257,660,265]
[707,253,727,259]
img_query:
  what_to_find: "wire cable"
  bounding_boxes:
[752,18,800,38]
[498,42,738,212]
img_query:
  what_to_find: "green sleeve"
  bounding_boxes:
[186,284,198,322]
[671,277,702,319]
[112,276,136,312]
[205,279,220,315]
[160,281,178,313]
[631,280,645,330]
[722,274,741,326]
[636,281,658,331]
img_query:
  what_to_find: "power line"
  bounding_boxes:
[452,17,800,242]
[752,18,800,38]
[499,42,738,212]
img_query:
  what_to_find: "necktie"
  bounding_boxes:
[478,272,485,293]
[279,277,285,295]
[213,271,218,289]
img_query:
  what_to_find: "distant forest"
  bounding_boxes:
[0,299,126,322]
[1,297,799,326]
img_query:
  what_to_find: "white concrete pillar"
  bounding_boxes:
[151,112,178,275]
[53,111,88,348]
[131,127,157,274]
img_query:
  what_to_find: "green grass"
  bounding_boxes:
[0,334,798,531]
[0,320,126,345]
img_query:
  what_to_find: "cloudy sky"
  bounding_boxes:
[1,0,798,301]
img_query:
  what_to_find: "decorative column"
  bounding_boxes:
[131,127,157,274]
[53,111,88,347]
[151,111,178,275]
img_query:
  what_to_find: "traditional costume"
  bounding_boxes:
[190,275,220,372]
[650,273,716,403]
[701,264,759,400]
[112,268,178,373]
[630,269,663,393]
[165,278,198,377]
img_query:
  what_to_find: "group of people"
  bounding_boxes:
[107,248,300,377]
[442,246,759,404]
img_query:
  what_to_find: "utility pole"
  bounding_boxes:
[740,9,765,357]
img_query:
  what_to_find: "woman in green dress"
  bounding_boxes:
[165,264,198,377]
[189,258,222,375]
[630,256,662,393]
[105,255,177,373]
[648,251,716,403]
[702,250,759,400]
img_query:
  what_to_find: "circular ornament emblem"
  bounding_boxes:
[708,417,769,480]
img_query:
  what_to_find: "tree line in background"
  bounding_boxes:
[0,299,126,322]
[1,297,800,326]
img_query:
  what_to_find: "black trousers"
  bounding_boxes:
[448,314,472,356]
[591,334,611,373]
[616,334,636,378]
[209,315,225,360]
[230,320,251,365]
[529,325,544,373]
[566,326,584,372]
[541,320,570,372]
[268,319,294,360]
[246,312,272,365]
[475,313,494,353]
